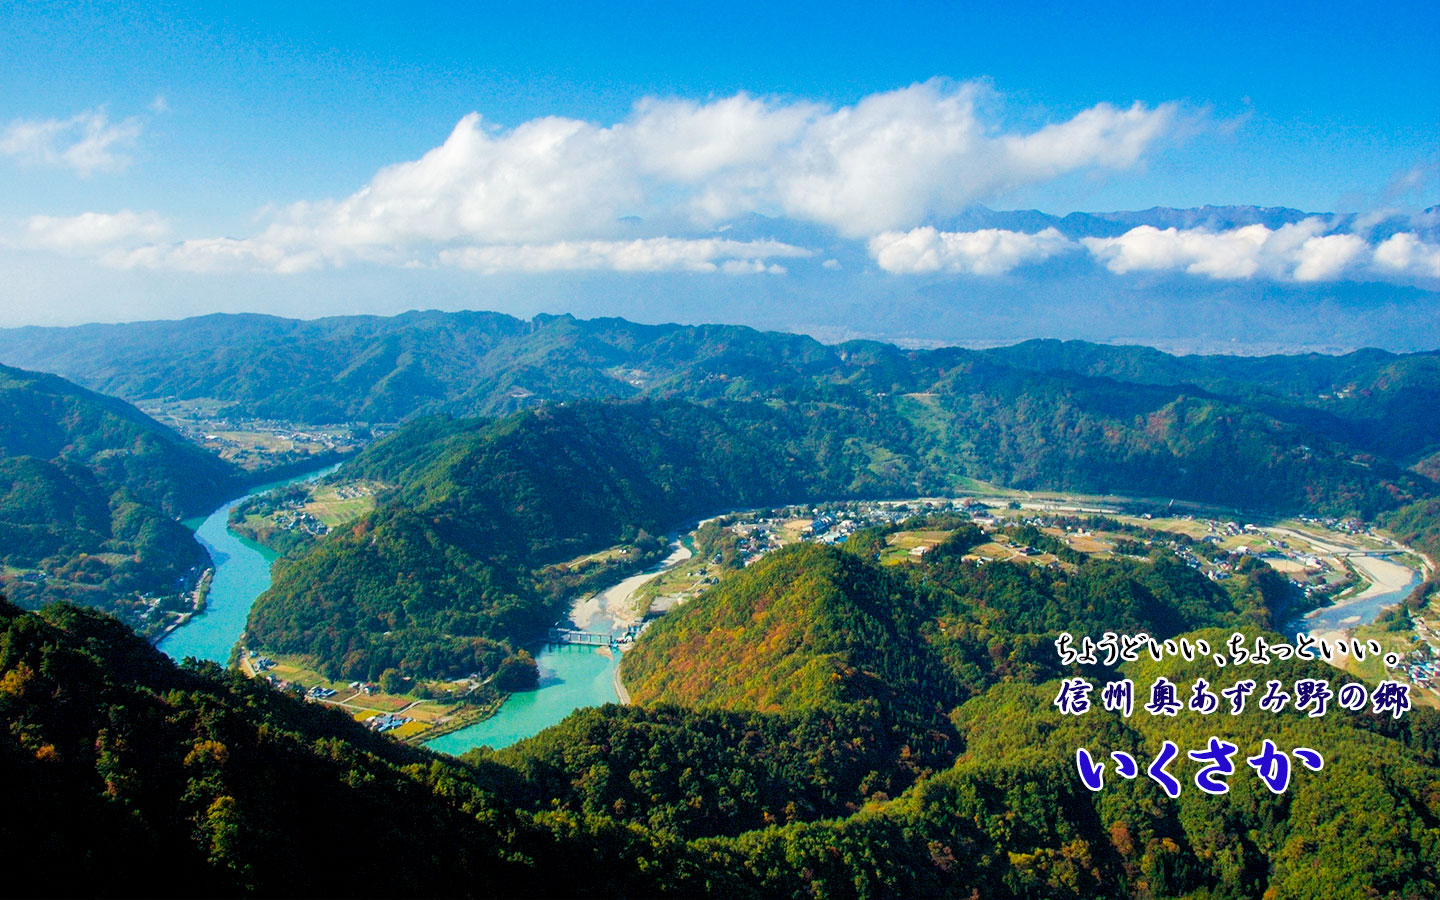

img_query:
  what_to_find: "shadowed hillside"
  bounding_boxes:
[0,365,242,633]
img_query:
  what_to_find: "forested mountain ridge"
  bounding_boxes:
[0,598,674,898]
[1,310,1436,470]
[0,364,243,631]
[620,540,1269,717]
[247,380,1436,683]
[3,308,1434,689]
[984,339,1440,461]
[0,364,238,517]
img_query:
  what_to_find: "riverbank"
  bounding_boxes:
[1271,524,1425,645]
[1301,555,1420,645]
[570,540,694,630]
[159,465,336,665]
[604,647,631,705]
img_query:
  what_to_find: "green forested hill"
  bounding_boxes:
[0,311,845,422]
[0,598,673,898]
[900,359,1431,514]
[620,540,1272,718]
[0,365,241,629]
[984,339,1440,461]
[0,364,237,516]
[620,544,940,715]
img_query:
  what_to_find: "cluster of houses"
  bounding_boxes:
[183,416,374,454]
[1403,617,1440,693]
[366,713,412,733]
[266,508,330,537]
[1295,514,1370,536]
[246,652,330,699]
[997,512,1365,604]
[723,500,978,566]
[1401,652,1438,689]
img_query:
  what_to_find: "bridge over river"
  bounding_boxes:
[546,627,618,646]
[546,624,646,646]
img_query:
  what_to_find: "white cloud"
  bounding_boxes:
[0,79,1179,280]
[271,112,639,251]
[1081,218,1372,282]
[22,210,168,252]
[628,93,816,181]
[1373,232,1440,279]
[436,237,808,274]
[0,108,142,176]
[767,83,1176,236]
[114,81,1175,272]
[1084,224,1265,278]
[868,226,1075,274]
[1292,232,1367,282]
[104,238,324,274]
[1003,101,1173,176]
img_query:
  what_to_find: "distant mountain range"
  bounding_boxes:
[7,204,1436,352]
[0,309,1436,449]
[928,203,1440,241]
[645,204,1439,354]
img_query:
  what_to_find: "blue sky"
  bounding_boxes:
[0,0,1437,333]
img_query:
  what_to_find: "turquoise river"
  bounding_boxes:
[158,466,337,664]
[159,468,662,753]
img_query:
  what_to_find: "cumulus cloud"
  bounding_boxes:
[271,112,639,250]
[0,108,142,176]
[1003,102,1173,176]
[438,237,808,274]
[1081,218,1374,282]
[745,83,1175,236]
[1291,232,1368,282]
[868,226,1075,275]
[1373,232,1440,279]
[303,80,1176,245]
[628,94,817,181]
[104,238,324,274]
[105,80,1176,273]
[21,210,168,252]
